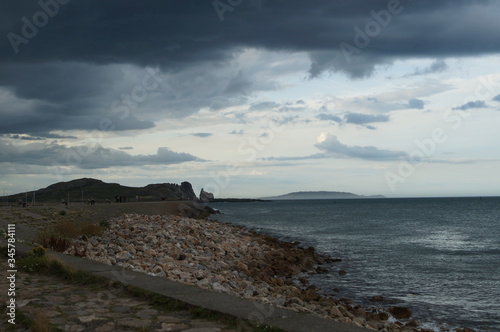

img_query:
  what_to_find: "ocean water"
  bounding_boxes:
[209,197,500,331]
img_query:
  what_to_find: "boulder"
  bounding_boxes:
[388,306,412,319]
[370,296,386,302]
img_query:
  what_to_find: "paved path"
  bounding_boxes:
[1,259,236,332]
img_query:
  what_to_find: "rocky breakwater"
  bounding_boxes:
[64,214,455,332]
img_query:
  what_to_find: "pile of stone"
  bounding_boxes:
[63,214,454,331]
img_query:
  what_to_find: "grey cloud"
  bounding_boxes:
[493,95,500,102]
[410,60,448,76]
[249,101,280,111]
[315,134,407,160]
[273,115,300,126]
[191,133,213,138]
[0,141,202,169]
[229,129,245,135]
[317,113,342,123]
[408,98,425,109]
[344,113,390,125]
[452,100,488,110]
[223,71,253,96]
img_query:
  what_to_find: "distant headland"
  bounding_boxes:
[260,191,385,200]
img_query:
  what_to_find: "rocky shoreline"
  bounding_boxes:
[64,214,473,332]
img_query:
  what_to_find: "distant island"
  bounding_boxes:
[260,191,385,200]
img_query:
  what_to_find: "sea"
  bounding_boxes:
[209,197,500,331]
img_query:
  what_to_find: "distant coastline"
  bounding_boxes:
[209,198,271,203]
[260,191,385,200]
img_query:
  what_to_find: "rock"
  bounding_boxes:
[211,282,228,293]
[315,266,328,274]
[245,286,257,297]
[180,181,198,200]
[116,251,133,261]
[378,312,390,321]
[388,306,412,319]
[330,306,343,318]
[272,297,286,307]
[338,270,347,276]
[298,277,309,285]
[176,253,186,260]
[370,296,386,302]
[302,288,320,301]
[199,188,215,202]
[406,319,420,327]
[352,306,366,317]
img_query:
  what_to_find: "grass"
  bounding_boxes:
[3,306,34,331]
[32,310,51,332]
[36,219,105,252]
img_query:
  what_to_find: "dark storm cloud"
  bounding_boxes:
[2,1,499,75]
[0,140,202,169]
[1,0,499,136]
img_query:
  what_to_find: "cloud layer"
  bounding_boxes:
[0,141,201,169]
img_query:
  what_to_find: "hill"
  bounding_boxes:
[260,191,385,200]
[9,178,198,203]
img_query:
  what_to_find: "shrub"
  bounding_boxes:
[32,246,46,257]
[54,220,103,238]
[99,220,110,228]
[18,255,47,273]
[36,230,71,252]
[58,210,66,216]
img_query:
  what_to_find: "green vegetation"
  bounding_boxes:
[2,306,34,331]
[36,219,105,252]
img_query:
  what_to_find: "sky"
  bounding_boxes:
[1,0,500,199]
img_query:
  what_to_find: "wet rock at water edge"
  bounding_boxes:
[370,295,386,302]
[388,306,412,319]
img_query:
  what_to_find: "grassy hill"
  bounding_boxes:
[9,178,198,204]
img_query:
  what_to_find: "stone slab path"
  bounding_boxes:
[1,259,236,332]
